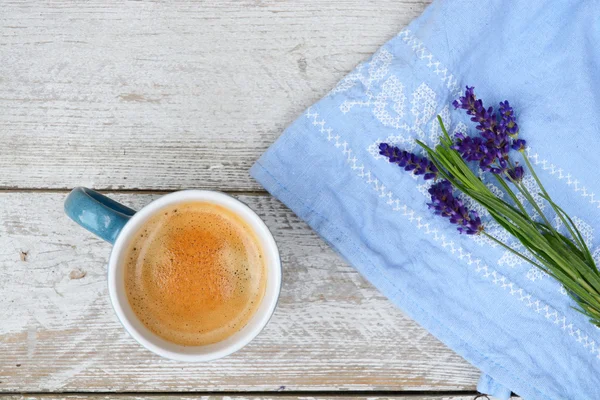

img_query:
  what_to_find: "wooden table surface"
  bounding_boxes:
[0,1,498,399]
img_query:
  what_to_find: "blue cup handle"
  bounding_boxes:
[64,187,137,244]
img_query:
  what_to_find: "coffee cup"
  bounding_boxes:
[64,187,281,362]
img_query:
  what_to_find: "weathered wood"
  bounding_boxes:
[1,1,482,395]
[0,0,430,191]
[0,192,478,392]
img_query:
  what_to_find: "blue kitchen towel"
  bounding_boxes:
[250,1,600,399]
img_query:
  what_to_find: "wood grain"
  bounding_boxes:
[0,192,478,392]
[0,0,484,396]
[0,0,430,191]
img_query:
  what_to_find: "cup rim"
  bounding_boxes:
[107,190,281,362]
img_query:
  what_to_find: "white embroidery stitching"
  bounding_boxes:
[397,29,461,96]
[360,29,600,284]
[527,148,600,209]
[305,106,600,359]
[316,27,600,360]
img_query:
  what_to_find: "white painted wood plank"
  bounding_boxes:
[0,0,430,191]
[0,192,478,392]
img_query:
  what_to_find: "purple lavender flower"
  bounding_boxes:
[452,133,505,172]
[499,100,519,137]
[511,139,527,151]
[452,134,483,160]
[473,102,497,134]
[378,141,483,234]
[489,158,509,175]
[379,143,438,180]
[452,87,525,175]
[452,86,476,112]
[428,180,484,235]
[507,165,525,182]
[453,87,498,138]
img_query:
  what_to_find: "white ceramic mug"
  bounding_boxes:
[64,188,281,362]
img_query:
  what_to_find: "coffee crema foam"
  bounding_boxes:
[124,202,266,346]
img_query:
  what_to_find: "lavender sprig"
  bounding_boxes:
[453,86,497,137]
[378,143,483,235]
[379,143,438,180]
[428,180,483,235]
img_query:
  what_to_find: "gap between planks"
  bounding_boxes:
[0,188,267,195]
[0,390,481,395]
[0,391,503,400]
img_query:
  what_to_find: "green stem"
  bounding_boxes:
[522,152,549,197]
[437,115,452,142]
[540,193,595,265]
[493,174,529,217]
[482,232,545,270]
[523,152,590,255]
[511,178,553,227]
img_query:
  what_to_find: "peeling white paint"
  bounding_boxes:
[26,324,37,358]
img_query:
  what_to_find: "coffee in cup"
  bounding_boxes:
[124,201,267,346]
